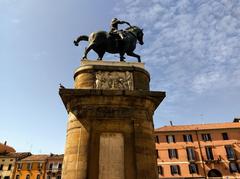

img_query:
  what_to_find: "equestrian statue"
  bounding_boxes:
[73,18,144,62]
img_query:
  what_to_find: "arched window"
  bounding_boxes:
[36,175,40,179]
[26,174,30,179]
[16,175,20,179]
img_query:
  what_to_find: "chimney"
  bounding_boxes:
[170,121,173,126]
[4,141,7,145]
[233,118,240,122]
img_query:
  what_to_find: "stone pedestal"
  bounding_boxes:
[59,60,165,179]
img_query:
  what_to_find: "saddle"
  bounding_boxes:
[109,30,127,40]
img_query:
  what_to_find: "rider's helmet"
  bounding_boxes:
[111,18,118,23]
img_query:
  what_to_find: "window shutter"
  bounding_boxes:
[190,135,193,142]
[168,149,171,159]
[166,136,169,143]
[183,135,186,142]
[208,134,212,141]
[177,165,181,175]
[170,166,173,175]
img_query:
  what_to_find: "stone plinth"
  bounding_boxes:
[59,60,165,179]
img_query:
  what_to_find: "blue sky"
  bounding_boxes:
[1,0,240,154]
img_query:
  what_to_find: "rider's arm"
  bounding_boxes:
[120,21,131,27]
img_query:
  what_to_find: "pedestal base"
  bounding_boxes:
[60,89,165,179]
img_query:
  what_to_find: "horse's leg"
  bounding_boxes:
[83,43,95,59]
[126,51,141,62]
[119,52,126,62]
[97,51,105,61]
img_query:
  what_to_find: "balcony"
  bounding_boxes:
[46,168,62,174]
[204,155,222,163]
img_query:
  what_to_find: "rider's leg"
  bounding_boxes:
[119,33,124,40]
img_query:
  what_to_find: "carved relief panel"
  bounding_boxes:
[95,71,133,90]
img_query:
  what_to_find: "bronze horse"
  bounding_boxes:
[73,26,144,62]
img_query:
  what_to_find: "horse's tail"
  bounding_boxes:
[77,35,89,41]
[74,35,89,46]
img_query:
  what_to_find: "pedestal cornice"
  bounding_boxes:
[59,88,165,113]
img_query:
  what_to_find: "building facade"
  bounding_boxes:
[0,152,31,179]
[45,154,63,179]
[14,155,48,179]
[155,120,240,179]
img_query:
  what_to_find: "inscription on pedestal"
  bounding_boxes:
[95,71,133,90]
[76,106,132,118]
[99,133,124,179]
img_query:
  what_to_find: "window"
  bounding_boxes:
[0,164,3,170]
[205,147,214,160]
[27,163,32,170]
[38,163,43,170]
[168,149,178,159]
[58,163,62,170]
[47,176,51,179]
[222,133,229,140]
[56,176,61,179]
[229,162,238,173]
[157,165,163,175]
[26,175,30,179]
[202,133,211,141]
[16,175,20,179]
[183,134,193,142]
[166,135,175,143]
[8,164,12,170]
[155,135,160,143]
[186,147,195,161]
[156,150,159,158]
[17,163,22,170]
[49,163,53,170]
[170,165,180,175]
[189,163,198,174]
[36,175,40,179]
[225,145,235,160]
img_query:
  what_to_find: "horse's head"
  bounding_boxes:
[127,26,144,45]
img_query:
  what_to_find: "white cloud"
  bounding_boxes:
[114,0,240,99]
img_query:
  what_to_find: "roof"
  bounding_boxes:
[0,142,16,154]
[21,155,49,161]
[0,152,31,160]
[47,154,64,160]
[155,122,240,132]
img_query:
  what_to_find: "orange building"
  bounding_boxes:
[155,120,240,178]
[14,155,48,179]
[45,154,63,179]
[0,152,30,179]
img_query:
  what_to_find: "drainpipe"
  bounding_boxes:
[195,129,207,178]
